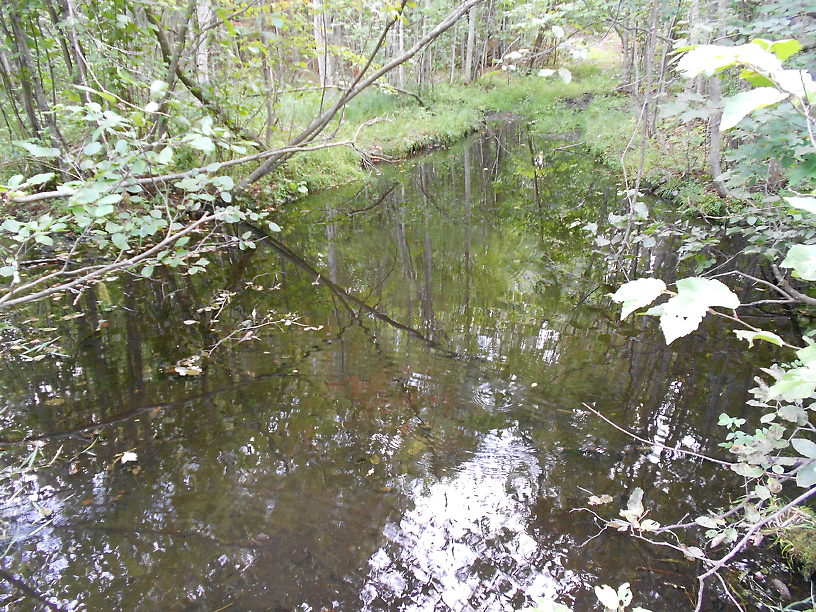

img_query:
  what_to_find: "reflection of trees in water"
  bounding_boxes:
[0,126,766,610]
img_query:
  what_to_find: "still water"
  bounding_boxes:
[0,122,791,610]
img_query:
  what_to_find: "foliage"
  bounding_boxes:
[607,38,816,609]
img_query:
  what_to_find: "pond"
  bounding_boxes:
[0,120,792,610]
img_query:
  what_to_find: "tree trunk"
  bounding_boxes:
[312,0,333,88]
[464,7,477,84]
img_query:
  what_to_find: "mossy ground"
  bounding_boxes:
[774,506,816,577]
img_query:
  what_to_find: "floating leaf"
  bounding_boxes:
[120,451,138,463]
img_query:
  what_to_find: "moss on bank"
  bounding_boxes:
[774,506,816,577]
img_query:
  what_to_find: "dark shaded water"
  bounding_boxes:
[0,123,793,610]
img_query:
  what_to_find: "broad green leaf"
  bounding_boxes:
[734,330,785,347]
[768,367,816,401]
[792,438,816,459]
[720,88,788,131]
[212,175,234,190]
[752,38,803,61]
[16,141,60,158]
[22,173,55,187]
[780,244,816,280]
[676,277,740,309]
[785,196,816,215]
[111,233,129,250]
[268,222,282,233]
[1,219,22,233]
[611,278,666,319]
[650,277,739,344]
[96,193,123,206]
[188,136,215,154]
[156,146,174,165]
[797,345,816,367]
[678,43,781,78]
[83,141,103,155]
[797,465,816,488]
[141,264,154,278]
[775,69,816,99]
[695,516,721,529]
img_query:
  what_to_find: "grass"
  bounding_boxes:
[562,93,727,215]
[253,57,618,204]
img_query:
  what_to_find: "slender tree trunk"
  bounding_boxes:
[464,7,477,84]
[4,6,64,149]
[707,0,732,198]
[312,0,333,88]
[195,0,212,83]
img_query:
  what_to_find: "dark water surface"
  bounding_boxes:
[0,123,788,610]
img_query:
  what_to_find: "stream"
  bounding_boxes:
[0,121,793,610]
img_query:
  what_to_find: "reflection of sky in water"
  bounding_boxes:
[361,428,577,611]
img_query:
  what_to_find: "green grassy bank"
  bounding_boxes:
[258,61,616,205]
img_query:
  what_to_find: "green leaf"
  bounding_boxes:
[784,196,816,215]
[111,233,129,251]
[141,264,154,278]
[797,345,816,367]
[798,465,816,488]
[734,330,785,347]
[83,141,103,155]
[720,88,789,131]
[611,278,666,319]
[651,277,740,344]
[23,173,55,187]
[16,141,60,158]
[268,222,282,233]
[188,136,215,154]
[156,146,174,165]
[780,244,816,280]
[752,38,803,61]
[1,219,22,233]
[96,193,123,206]
[792,438,816,459]
[768,367,816,401]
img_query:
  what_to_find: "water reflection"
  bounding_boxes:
[0,123,784,610]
